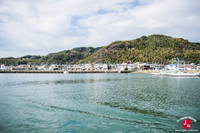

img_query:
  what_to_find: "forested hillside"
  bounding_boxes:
[79,35,200,64]
[0,47,101,65]
[1,35,200,65]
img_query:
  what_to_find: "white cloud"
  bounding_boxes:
[0,0,199,57]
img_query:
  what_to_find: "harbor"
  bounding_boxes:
[1,59,200,75]
[0,0,199,132]
[151,58,200,77]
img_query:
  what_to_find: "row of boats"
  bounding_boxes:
[152,71,200,78]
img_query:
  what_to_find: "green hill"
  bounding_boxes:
[79,35,200,64]
[41,47,101,64]
[0,47,101,65]
[0,35,200,65]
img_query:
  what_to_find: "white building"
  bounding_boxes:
[127,64,136,71]
[38,65,49,70]
[120,63,128,70]
[85,64,93,70]
[12,65,37,70]
[94,64,102,71]
[102,64,108,70]
[49,64,59,70]
[197,64,200,70]
[0,64,11,70]
[166,64,178,70]
[0,64,5,70]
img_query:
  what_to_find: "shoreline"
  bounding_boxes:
[0,70,199,74]
[0,70,63,73]
[0,70,132,73]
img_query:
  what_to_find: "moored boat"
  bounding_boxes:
[169,72,200,77]
[152,72,168,76]
[152,71,168,76]
[63,71,69,74]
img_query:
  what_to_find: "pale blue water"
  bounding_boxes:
[0,73,199,133]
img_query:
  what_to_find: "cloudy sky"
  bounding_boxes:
[0,0,200,57]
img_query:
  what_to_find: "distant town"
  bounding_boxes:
[1,62,200,73]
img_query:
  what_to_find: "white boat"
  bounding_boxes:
[152,70,200,78]
[152,71,168,76]
[169,71,200,77]
[63,71,69,74]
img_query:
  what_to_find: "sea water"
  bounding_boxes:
[0,73,199,133]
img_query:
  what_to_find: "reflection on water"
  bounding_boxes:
[0,73,200,132]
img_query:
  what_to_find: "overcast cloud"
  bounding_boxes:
[0,0,200,57]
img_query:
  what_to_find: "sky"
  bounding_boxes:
[0,0,200,57]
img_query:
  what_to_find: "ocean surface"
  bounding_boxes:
[0,73,199,133]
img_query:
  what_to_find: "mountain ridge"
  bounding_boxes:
[79,34,200,64]
[0,34,200,65]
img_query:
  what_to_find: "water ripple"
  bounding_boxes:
[21,99,169,129]
[99,102,179,119]
[4,78,123,86]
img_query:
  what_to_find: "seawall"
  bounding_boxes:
[0,70,63,73]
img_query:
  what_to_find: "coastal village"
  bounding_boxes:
[1,62,200,73]
[1,35,199,74]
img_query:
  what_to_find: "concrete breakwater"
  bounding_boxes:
[0,70,132,73]
[68,70,132,73]
[0,70,63,73]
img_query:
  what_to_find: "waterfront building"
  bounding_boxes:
[197,64,200,70]
[0,64,11,70]
[12,65,37,70]
[166,64,178,70]
[118,63,128,70]
[102,64,108,70]
[153,64,165,70]
[37,65,49,70]
[49,64,60,70]
[94,64,103,71]
[127,64,136,71]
